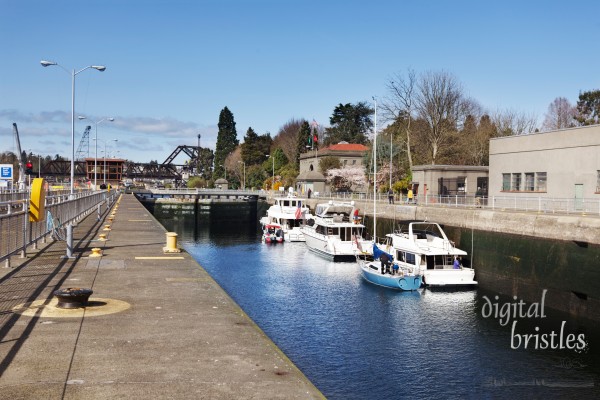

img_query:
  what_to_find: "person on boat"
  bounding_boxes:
[453,256,461,269]
[308,188,312,199]
[352,208,360,224]
[380,252,391,274]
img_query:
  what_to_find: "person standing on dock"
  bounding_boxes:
[388,188,394,204]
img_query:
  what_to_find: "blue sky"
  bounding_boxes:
[1,0,599,163]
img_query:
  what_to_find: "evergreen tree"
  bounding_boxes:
[295,121,312,167]
[214,107,238,179]
[324,102,373,145]
[575,89,600,126]
[241,127,273,166]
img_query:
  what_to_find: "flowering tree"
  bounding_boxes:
[326,166,367,191]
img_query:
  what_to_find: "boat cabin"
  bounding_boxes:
[314,224,365,241]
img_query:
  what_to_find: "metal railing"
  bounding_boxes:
[315,192,600,216]
[0,190,118,267]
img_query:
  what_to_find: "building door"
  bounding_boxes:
[574,184,584,211]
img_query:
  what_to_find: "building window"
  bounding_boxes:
[502,174,511,191]
[536,172,547,192]
[511,173,521,191]
[352,160,356,165]
[524,173,535,191]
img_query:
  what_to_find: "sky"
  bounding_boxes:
[1,0,599,164]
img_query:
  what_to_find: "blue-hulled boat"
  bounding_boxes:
[356,103,422,291]
[357,244,422,291]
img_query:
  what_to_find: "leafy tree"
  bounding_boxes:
[277,162,298,189]
[296,120,312,167]
[187,176,208,188]
[214,107,238,179]
[245,164,267,189]
[241,127,273,166]
[197,147,214,180]
[324,102,373,145]
[319,156,341,174]
[574,90,600,126]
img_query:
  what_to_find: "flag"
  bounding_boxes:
[295,201,302,219]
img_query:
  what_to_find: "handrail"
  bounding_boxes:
[0,190,119,267]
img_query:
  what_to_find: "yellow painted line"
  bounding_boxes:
[135,256,185,260]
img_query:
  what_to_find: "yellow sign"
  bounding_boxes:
[29,178,46,222]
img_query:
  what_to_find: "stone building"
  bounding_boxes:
[297,142,369,194]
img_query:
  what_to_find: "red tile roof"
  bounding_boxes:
[324,143,369,152]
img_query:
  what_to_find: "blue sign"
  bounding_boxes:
[0,164,13,180]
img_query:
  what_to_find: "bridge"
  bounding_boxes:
[40,144,204,181]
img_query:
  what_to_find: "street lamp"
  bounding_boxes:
[41,59,106,259]
[79,116,114,189]
[238,161,246,190]
[40,60,106,198]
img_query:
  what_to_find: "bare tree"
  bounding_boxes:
[224,147,243,185]
[542,97,576,131]
[415,70,464,164]
[380,69,417,170]
[273,118,305,164]
[491,109,538,136]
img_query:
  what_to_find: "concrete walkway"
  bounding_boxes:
[0,193,324,399]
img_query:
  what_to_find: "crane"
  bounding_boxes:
[12,123,26,191]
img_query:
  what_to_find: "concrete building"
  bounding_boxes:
[488,125,600,199]
[412,165,489,198]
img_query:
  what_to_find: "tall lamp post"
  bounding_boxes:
[79,116,114,189]
[40,60,106,197]
[41,59,106,259]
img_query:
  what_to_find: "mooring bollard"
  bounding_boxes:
[163,232,181,253]
[54,288,93,309]
[89,248,103,257]
[98,233,108,241]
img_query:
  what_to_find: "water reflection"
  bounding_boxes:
[152,205,600,399]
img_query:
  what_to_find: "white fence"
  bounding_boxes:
[320,192,600,216]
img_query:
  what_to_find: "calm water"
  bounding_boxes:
[155,205,600,399]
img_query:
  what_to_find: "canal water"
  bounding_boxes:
[152,202,600,399]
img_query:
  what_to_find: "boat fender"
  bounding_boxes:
[307,218,315,226]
